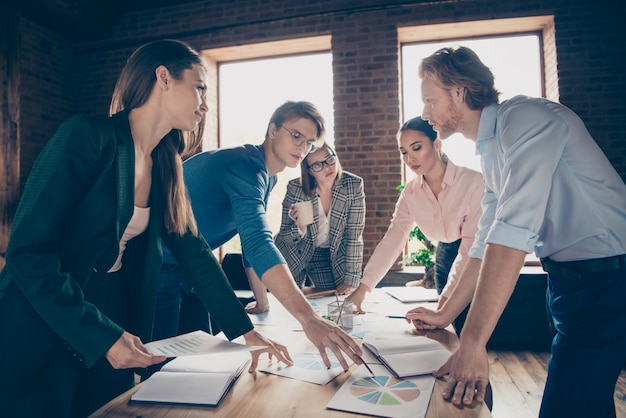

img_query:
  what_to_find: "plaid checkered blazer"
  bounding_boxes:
[275,171,366,288]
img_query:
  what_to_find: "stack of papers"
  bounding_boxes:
[144,330,264,357]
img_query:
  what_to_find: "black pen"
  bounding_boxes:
[356,354,375,376]
[386,315,407,319]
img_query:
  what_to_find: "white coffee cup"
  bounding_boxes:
[289,201,314,226]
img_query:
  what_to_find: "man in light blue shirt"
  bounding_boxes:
[407,46,626,418]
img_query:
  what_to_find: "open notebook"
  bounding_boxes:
[130,352,249,406]
[362,334,451,378]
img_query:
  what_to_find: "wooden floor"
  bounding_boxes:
[488,350,626,418]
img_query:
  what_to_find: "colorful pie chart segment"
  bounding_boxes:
[349,375,420,405]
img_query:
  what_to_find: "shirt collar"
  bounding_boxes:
[442,159,457,188]
[476,103,499,154]
[418,159,458,189]
[477,104,499,142]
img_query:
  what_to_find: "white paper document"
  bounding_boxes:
[258,351,347,385]
[326,364,436,418]
[382,286,439,303]
[144,330,264,357]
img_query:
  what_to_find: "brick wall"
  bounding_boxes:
[18,19,75,190]
[4,0,626,266]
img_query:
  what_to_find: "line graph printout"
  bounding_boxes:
[144,330,264,357]
[326,364,435,418]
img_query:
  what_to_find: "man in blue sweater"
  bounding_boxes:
[153,101,363,371]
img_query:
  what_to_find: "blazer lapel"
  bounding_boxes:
[329,181,347,253]
[113,112,135,240]
[308,194,320,241]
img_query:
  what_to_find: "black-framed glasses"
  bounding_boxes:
[280,125,317,151]
[308,153,337,172]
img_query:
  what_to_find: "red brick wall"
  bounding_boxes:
[7,0,626,265]
[18,19,75,190]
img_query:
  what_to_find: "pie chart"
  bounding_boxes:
[349,375,421,405]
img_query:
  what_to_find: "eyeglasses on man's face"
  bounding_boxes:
[280,125,317,152]
[308,153,337,173]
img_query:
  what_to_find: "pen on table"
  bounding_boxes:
[356,354,375,376]
[386,315,408,319]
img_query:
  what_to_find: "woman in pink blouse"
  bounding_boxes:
[347,117,484,319]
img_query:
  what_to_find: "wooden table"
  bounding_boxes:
[90,289,492,418]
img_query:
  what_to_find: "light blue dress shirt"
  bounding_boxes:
[469,95,626,262]
[162,144,285,278]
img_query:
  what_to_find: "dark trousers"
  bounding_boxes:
[0,342,82,418]
[434,239,469,333]
[74,269,135,417]
[152,262,213,342]
[145,262,214,380]
[434,238,462,294]
[0,270,135,418]
[539,255,626,418]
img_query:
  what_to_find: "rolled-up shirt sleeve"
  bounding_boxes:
[469,186,495,259]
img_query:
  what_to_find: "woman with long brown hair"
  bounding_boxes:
[0,39,290,418]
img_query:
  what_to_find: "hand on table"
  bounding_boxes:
[335,284,355,296]
[302,316,363,371]
[434,343,489,407]
[345,284,368,314]
[105,331,167,369]
[243,329,292,372]
[405,306,451,330]
[244,266,270,314]
[245,299,270,314]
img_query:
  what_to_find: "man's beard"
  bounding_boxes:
[437,101,463,140]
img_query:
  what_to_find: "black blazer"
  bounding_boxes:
[0,111,252,393]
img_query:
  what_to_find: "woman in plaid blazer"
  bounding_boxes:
[275,143,366,295]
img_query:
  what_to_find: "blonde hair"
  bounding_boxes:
[419,46,500,110]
